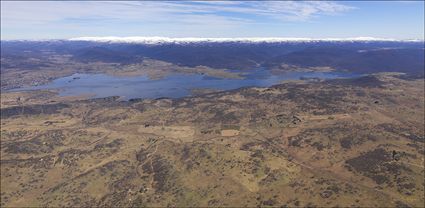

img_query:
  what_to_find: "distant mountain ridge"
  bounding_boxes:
[68,36,424,44]
[3,36,423,44]
[1,39,424,76]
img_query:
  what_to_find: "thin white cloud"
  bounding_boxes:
[193,1,354,21]
[1,1,354,27]
[1,1,357,39]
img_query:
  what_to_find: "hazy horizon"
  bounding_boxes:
[2,36,424,41]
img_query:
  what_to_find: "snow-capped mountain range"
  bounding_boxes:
[68,36,423,44]
[2,36,424,76]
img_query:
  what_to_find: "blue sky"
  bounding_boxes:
[1,1,424,40]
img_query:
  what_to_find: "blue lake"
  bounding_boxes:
[13,68,359,100]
